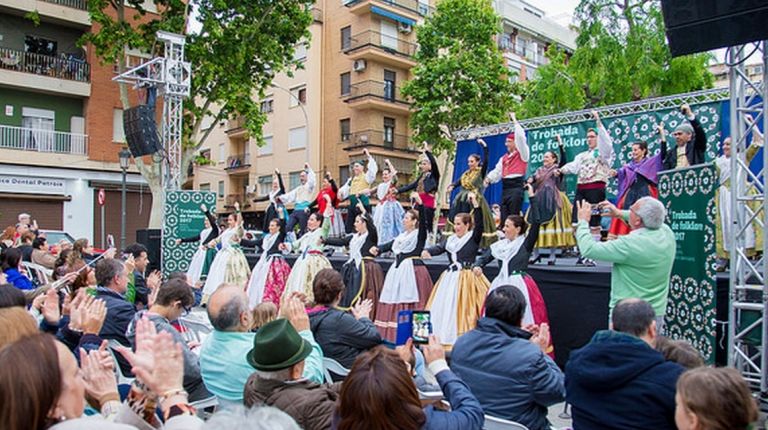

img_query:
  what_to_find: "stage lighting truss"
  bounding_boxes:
[113,31,191,192]
[727,41,768,403]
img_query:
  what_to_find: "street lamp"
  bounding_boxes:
[118,148,132,252]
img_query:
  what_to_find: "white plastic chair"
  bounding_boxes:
[483,415,530,430]
[22,261,50,286]
[322,357,350,383]
[106,339,135,386]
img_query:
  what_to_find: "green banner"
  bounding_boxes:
[657,163,718,364]
[525,102,722,200]
[162,191,217,274]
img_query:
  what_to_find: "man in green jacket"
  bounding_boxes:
[574,197,675,331]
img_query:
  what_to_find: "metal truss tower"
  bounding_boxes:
[113,31,191,191]
[727,41,768,402]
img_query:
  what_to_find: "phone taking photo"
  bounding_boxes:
[411,311,432,344]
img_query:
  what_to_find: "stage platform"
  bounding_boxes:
[243,251,730,368]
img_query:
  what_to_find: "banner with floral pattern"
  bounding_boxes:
[162,191,217,274]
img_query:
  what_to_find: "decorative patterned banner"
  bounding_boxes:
[658,163,718,364]
[162,191,217,274]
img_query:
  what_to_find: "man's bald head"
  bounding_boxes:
[207,284,250,332]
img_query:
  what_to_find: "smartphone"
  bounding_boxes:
[590,204,602,216]
[411,311,432,344]
[396,310,413,346]
[107,234,115,249]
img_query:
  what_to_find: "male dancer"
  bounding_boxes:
[279,162,316,238]
[339,148,378,233]
[484,112,529,223]
[559,111,615,266]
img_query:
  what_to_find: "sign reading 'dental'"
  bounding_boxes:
[0,174,66,195]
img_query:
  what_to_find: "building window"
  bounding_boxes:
[341,72,351,96]
[290,86,307,107]
[199,183,210,192]
[260,99,274,113]
[258,175,272,195]
[217,180,225,198]
[218,143,226,162]
[200,149,211,160]
[339,165,350,185]
[25,35,57,56]
[112,109,126,143]
[293,42,307,62]
[340,119,350,142]
[289,171,302,190]
[259,135,273,156]
[384,70,396,101]
[288,126,307,150]
[341,26,351,51]
[383,117,395,146]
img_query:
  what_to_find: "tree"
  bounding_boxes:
[516,0,713,118]
[402,0,514,232]
[80,0,313,227]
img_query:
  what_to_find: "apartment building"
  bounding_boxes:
[0,0,155,246]
[709,61,763,89]
[191,0,576,228]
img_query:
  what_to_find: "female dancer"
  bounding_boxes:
[245,212,290,310]
[446,140,497,247]
[202,201,251,301]
[474,185,552,343]
[370,194,433,342]
[322,203,384,312]
[608,123,667,239]
[252,168,288,232]
[339,148,378,234]
[309,171,345,238]
[397,143,440,238]
[372,159,405,245]
[176,204,219,285]
[527,136,575,265]
[423,192,490,347]
[280,197,334,303]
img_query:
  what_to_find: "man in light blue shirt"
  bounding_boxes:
[199,285,324,403]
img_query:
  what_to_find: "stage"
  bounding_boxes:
[244,251,730,368]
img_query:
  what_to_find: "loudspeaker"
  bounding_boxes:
[661,1,768,57]
[136,228,161,273]
[123,105,162,157]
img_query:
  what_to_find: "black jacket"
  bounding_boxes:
[378,204,428,266]
[179,210,219,245]
[398,150,440,195]
[308,308,382,369]
[427,208,483,266]
[475,224,540,275]
[243,219,286,256]
[662,117,706,170]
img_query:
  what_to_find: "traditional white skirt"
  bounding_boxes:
[202,247,249,296]
[186,248,207,285]
[247,255,271,309]
[282,253,331,303]
[428,269,461,345]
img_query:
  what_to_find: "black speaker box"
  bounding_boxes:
[661,0,768,57]
[136,228,161,273]
[123,105,162,157]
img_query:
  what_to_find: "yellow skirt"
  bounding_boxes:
[529,191,576,249]
[427,268,490,348]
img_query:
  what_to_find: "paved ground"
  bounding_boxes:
[547,402,572,429]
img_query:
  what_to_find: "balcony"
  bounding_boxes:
[3,0,91,26]
[225,153,251,176]
[226,116,248,138]
[343,129,418,154]
[41,0,87,9]
[0,124,88,155]
[344,30,417,69]
[344,0,432,20]
[311,5,322,22]
[0,47,91,96]
[497,36,546,66]
[343,80,411,115]
[225,194,252,210]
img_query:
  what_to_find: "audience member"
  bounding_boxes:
[199,285,324,404]
[675,367,758,430]
[244,310,339,430]
[18,231,35,262]
[334,336,484,430]
[566,298,684,430]
[655,336,705,369]
[202,405,300,430]
[308,268,381,369]
[127,278,211,402]
[32,236,57,270]
[2,247,35,291]
[124,243,151,308]
[0,306,39,348]
[0,284,26,309]
[251,302,277,332]
[451,286,564,430]
[575,197,675,329]
[73,238,96,263]
[93,258,135,373]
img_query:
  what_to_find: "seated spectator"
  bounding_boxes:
[203,405,300,430]
[308,268,381,370]
[675,367,758,430]
[93,258,135,372]
[244,303,338,430]
[0,226,15,250]
[127,278,211,402]
[251,302,277,332]
[0,306,38,348]
[451,286,565,430]
[2,247,34,291]
[199,285,324,404]
[655,336,705,369]
[31,236,57,270]
[73,238,96,263]
[52,249,73,280]
[334,336,484,430]
[124,243,151,308]
[17,231,35,262]
[566,298,685,430]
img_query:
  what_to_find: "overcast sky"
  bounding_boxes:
[530,0,580,19]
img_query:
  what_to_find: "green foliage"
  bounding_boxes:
[24,10,40,26]
[515,0,713,118]
[402,0,514,156]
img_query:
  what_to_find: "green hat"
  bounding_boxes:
[246,319,313,371]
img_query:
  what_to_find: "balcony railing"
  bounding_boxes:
[344,0,433,17]
[497,36,546,66]
[345,30,418,58]
[344,129,416,152]
[0,124,88,155]
[344,80,410,105]
[225,153,251,170]
[41,0,88,10]
[0,47,90,82]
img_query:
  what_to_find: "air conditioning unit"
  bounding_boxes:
[353,59,367,72]
[398,22,412,33]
